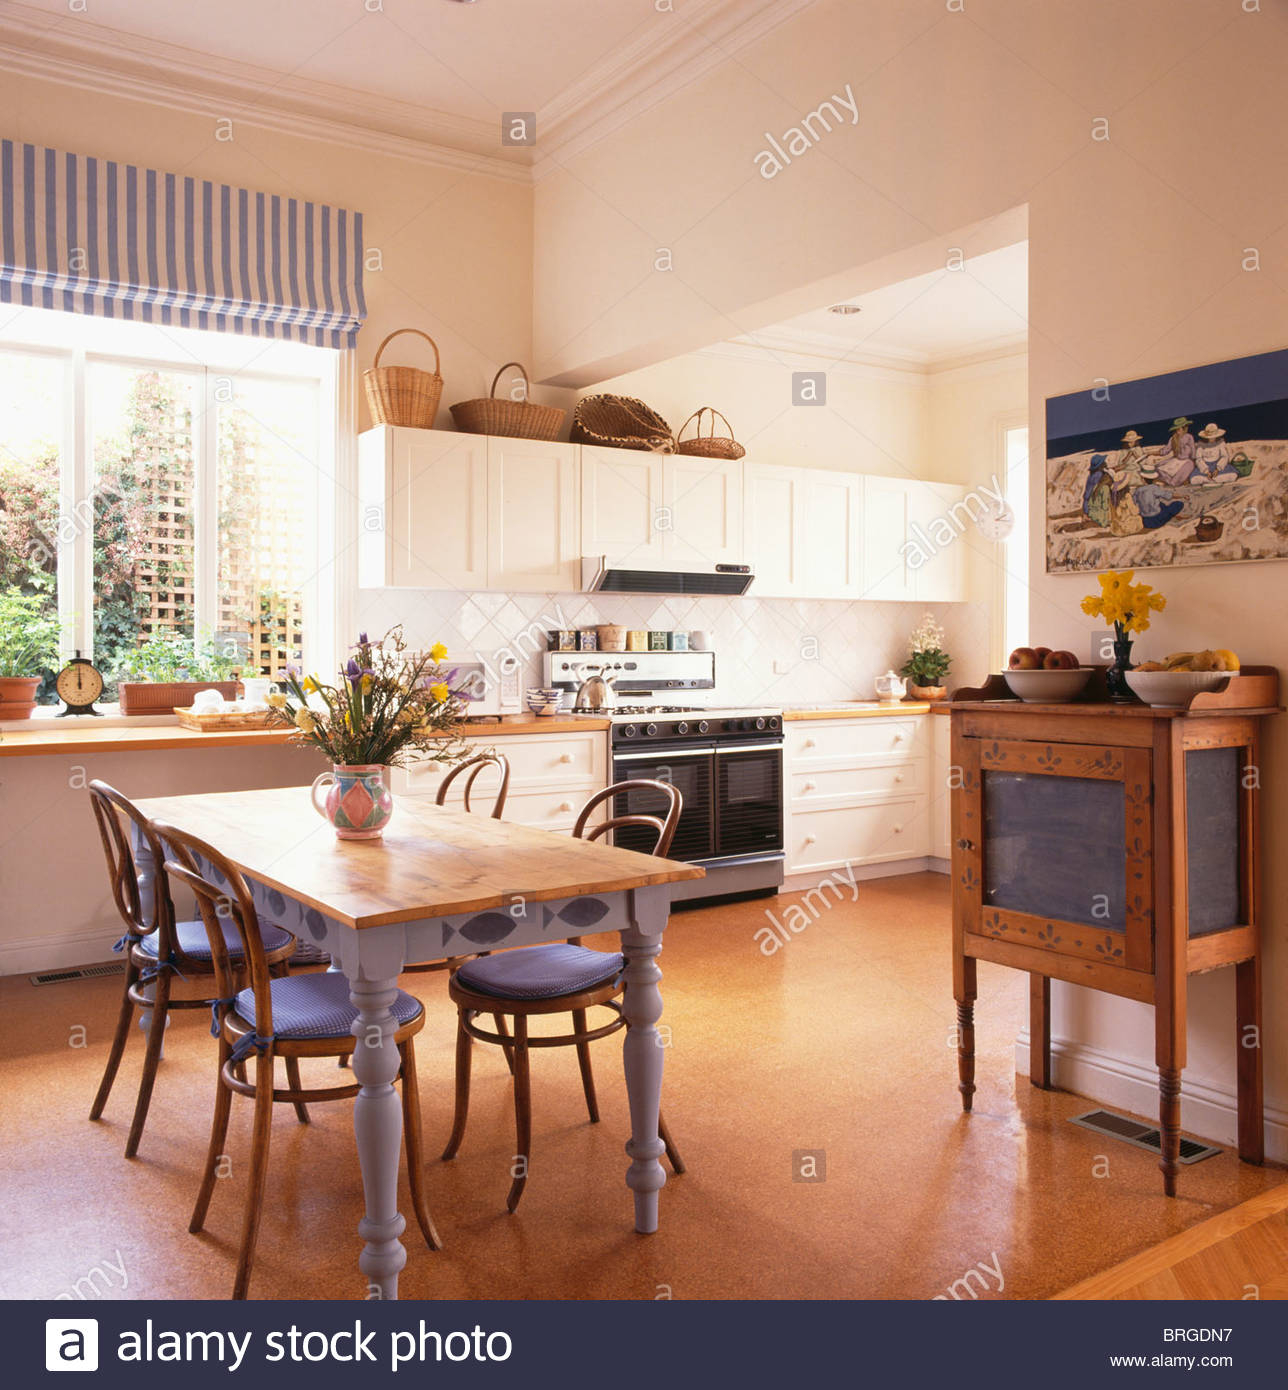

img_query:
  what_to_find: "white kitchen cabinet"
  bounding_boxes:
[909,480,968,603]
[744,464,807,596]
[579,446,668,565]
[860,475,916,602]
[666,455,744,568]
[803,470,863,598]
[486,437,580,590]
[784,715,930,878]
[359,426,489,589]
[359,426,579,592]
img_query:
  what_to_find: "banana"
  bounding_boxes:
[1163,651,1195,670]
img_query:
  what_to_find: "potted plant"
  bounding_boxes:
[900,612,952,701]
[0,590,62,718]
[266,629,468,840]
[115,631,240,715]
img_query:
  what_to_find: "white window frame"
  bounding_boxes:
[992,410,1030,669]
[0,306,344,694]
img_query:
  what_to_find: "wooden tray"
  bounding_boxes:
[950,665,1280,714]
[175,706,277,732]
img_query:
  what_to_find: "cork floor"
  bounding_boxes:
[2,871,1281,1301]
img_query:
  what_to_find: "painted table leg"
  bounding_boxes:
[620,887,668,1234]
[348,972,408,1299]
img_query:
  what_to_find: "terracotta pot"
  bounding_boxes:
[908,683,947,701]
[117,680,238,715]
[0,675,41,719]
[311,764,394,841]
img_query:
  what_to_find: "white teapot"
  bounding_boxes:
[874,669,907,704]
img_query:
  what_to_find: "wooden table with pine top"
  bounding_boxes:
[131,785,704,1300]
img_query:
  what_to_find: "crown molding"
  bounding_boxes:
[925,343,1029,380]
[706,328,1028,381]
[697,337,932,386]
[533,0,821,180]
[0,1,531,183]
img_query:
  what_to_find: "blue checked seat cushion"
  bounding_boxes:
[455,944,624,1001]
[135,918,294,961]
[232,970,423,1041]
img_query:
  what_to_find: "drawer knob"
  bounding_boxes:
[803,779,817,791]
[558,752,574,763]
[803,833,817,845]
[894,773,904,783]
[803,738,816,749]
[956,837,975,851]
[893,824,903,834]
[558,801,574,813]
[893,732,904,743]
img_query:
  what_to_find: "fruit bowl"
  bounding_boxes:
[1003,667,1093,703]
[1124,670,1226,708]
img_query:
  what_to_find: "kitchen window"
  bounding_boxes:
[0,305,341,706]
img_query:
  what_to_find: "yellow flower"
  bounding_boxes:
[360,673,373,692]
[265,692,287,709]
[294,708,317,733]
[302,676,319,693]
[1080,595,1103,617]
[429,681,450,703]
[430,642,448,663]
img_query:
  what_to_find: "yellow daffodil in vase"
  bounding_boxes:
[267,628,468,839]
[1080,570,1166,701]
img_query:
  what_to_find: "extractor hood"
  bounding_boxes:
[581,556,754,596]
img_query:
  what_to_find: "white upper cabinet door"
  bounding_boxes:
[910,480,969,603]
[580,445,668,565]
[803,470,863,598]
[486,438,580,591]
[358,426,488,589]
[861,475,916,602]
[744,463,807,596]
[665,455,745,568]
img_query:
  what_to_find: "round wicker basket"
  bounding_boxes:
[363,328,443,429]
[571,394,674,452]
[449,362,565,441]
[674,407,745,460]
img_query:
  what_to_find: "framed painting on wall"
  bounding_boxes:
[1045,347,1288,573]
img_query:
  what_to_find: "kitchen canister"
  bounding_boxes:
[648,631,670,652]
[669,631,689,651]
[627,630,649,652]
[548,630,576,651]
[577,630,599,651]
[596,624,627,651]
[689,629,709,651]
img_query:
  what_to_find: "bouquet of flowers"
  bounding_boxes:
[266,628,468,768]
[899,612,952,690]
[1080,569,1166,637]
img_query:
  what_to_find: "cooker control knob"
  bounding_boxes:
[755,717,767,731]
[645,723,659,737]
[697,720,710,734]
[675,721,689,735]
[622,724,638,739]
[768,716,782,731]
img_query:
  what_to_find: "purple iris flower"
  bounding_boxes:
[345,657,363,686]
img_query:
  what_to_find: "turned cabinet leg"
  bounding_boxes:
[1029,975,1052,1091]
[956,1001,976,1112]
[1157,1067,1183,1197]
[1235,957,1264,1165]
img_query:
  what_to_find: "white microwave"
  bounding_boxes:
[442,650,523,718]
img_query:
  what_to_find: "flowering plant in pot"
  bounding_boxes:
[0,590,62,718]
[266,628,468,840]
[115,632,240,715]
[899,612,952,701]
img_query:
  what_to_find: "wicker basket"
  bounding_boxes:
[118,680,238,716]
[674,407,745,460]
[449,362,565,441]
[571,394,674,452]
[363,328,443,429]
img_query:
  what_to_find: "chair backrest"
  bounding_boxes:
[573,779,683,857]
[88,780,176,952]
[153,822,275,1038]
[436,751,511,818]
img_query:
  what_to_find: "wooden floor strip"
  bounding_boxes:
[1056,1183,1288,1299]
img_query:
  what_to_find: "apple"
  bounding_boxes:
[1008,647,1041,670]
[1043,649,1079,670]
[1034,646,1052,664]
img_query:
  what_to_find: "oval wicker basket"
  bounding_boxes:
[449,362,565,441]
[363,328,443,429]
[674,407,745,460]
[571,394,674,452]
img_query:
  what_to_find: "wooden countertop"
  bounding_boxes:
[0,711,610,758]
[135,786,703,928]
[782,702,931,720]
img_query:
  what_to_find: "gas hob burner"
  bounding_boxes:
[609,704,705,716]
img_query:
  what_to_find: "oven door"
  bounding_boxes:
[715,742,783,859]
[612,745,716,862]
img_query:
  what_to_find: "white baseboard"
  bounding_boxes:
[926,856,949,874]
[1,929,116,976]
[1015,1031,1288,1164]
[781,857,932,891]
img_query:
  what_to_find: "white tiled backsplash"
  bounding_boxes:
[354,588,992,706]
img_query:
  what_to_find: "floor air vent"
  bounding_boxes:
[30,962,126,987]
[1070,1108,1221,1165]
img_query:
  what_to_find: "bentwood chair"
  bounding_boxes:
[157,821,441,1300]
[403,751,511,979]
[87,780,297,1157]
[441,779,685,1212]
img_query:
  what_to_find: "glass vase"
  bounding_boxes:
[1106,634,1135,702]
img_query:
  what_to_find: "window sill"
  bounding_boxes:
[0,720,302,758]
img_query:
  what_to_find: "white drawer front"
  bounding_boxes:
[788,717,925,765]
[500,787,601,832]
[790,760,926,805]
[787,798,929,874]
[396,731,606,798]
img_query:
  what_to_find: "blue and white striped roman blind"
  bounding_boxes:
[0,140,366,347]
